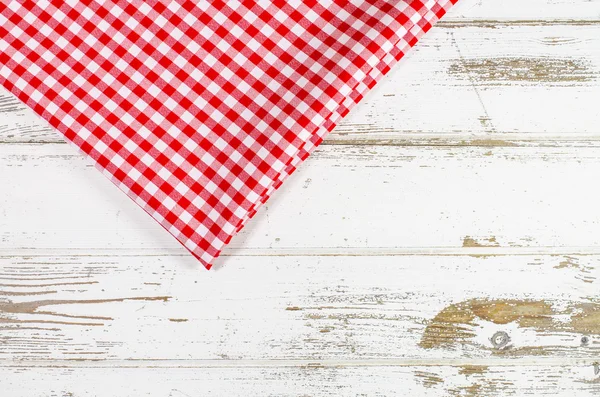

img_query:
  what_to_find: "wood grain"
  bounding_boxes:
[1,253,600,362]
[1,0,600,395]
[3,364,600,397]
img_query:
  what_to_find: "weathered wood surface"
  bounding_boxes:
[3,144,600,254]
[1,253,600,361]
[3,365,600,397]
[2,0,600,395]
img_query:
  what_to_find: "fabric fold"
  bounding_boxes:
[0,0,457,269]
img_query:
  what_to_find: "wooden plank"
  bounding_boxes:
[2,22,599,145]
[2,144,600,253]
[336,22,600,143]
[2,364,600,396]
[1,253,599,361]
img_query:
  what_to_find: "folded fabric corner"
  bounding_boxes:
[0,0,457,269]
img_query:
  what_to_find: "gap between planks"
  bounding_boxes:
[5,246,600,258]
[2,358,600,369]
[5,133,600,148]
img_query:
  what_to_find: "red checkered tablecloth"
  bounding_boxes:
[0,0,457,269]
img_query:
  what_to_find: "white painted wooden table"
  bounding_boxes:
[2,0,600,395]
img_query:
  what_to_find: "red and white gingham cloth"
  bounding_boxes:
[0,0,457,269]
